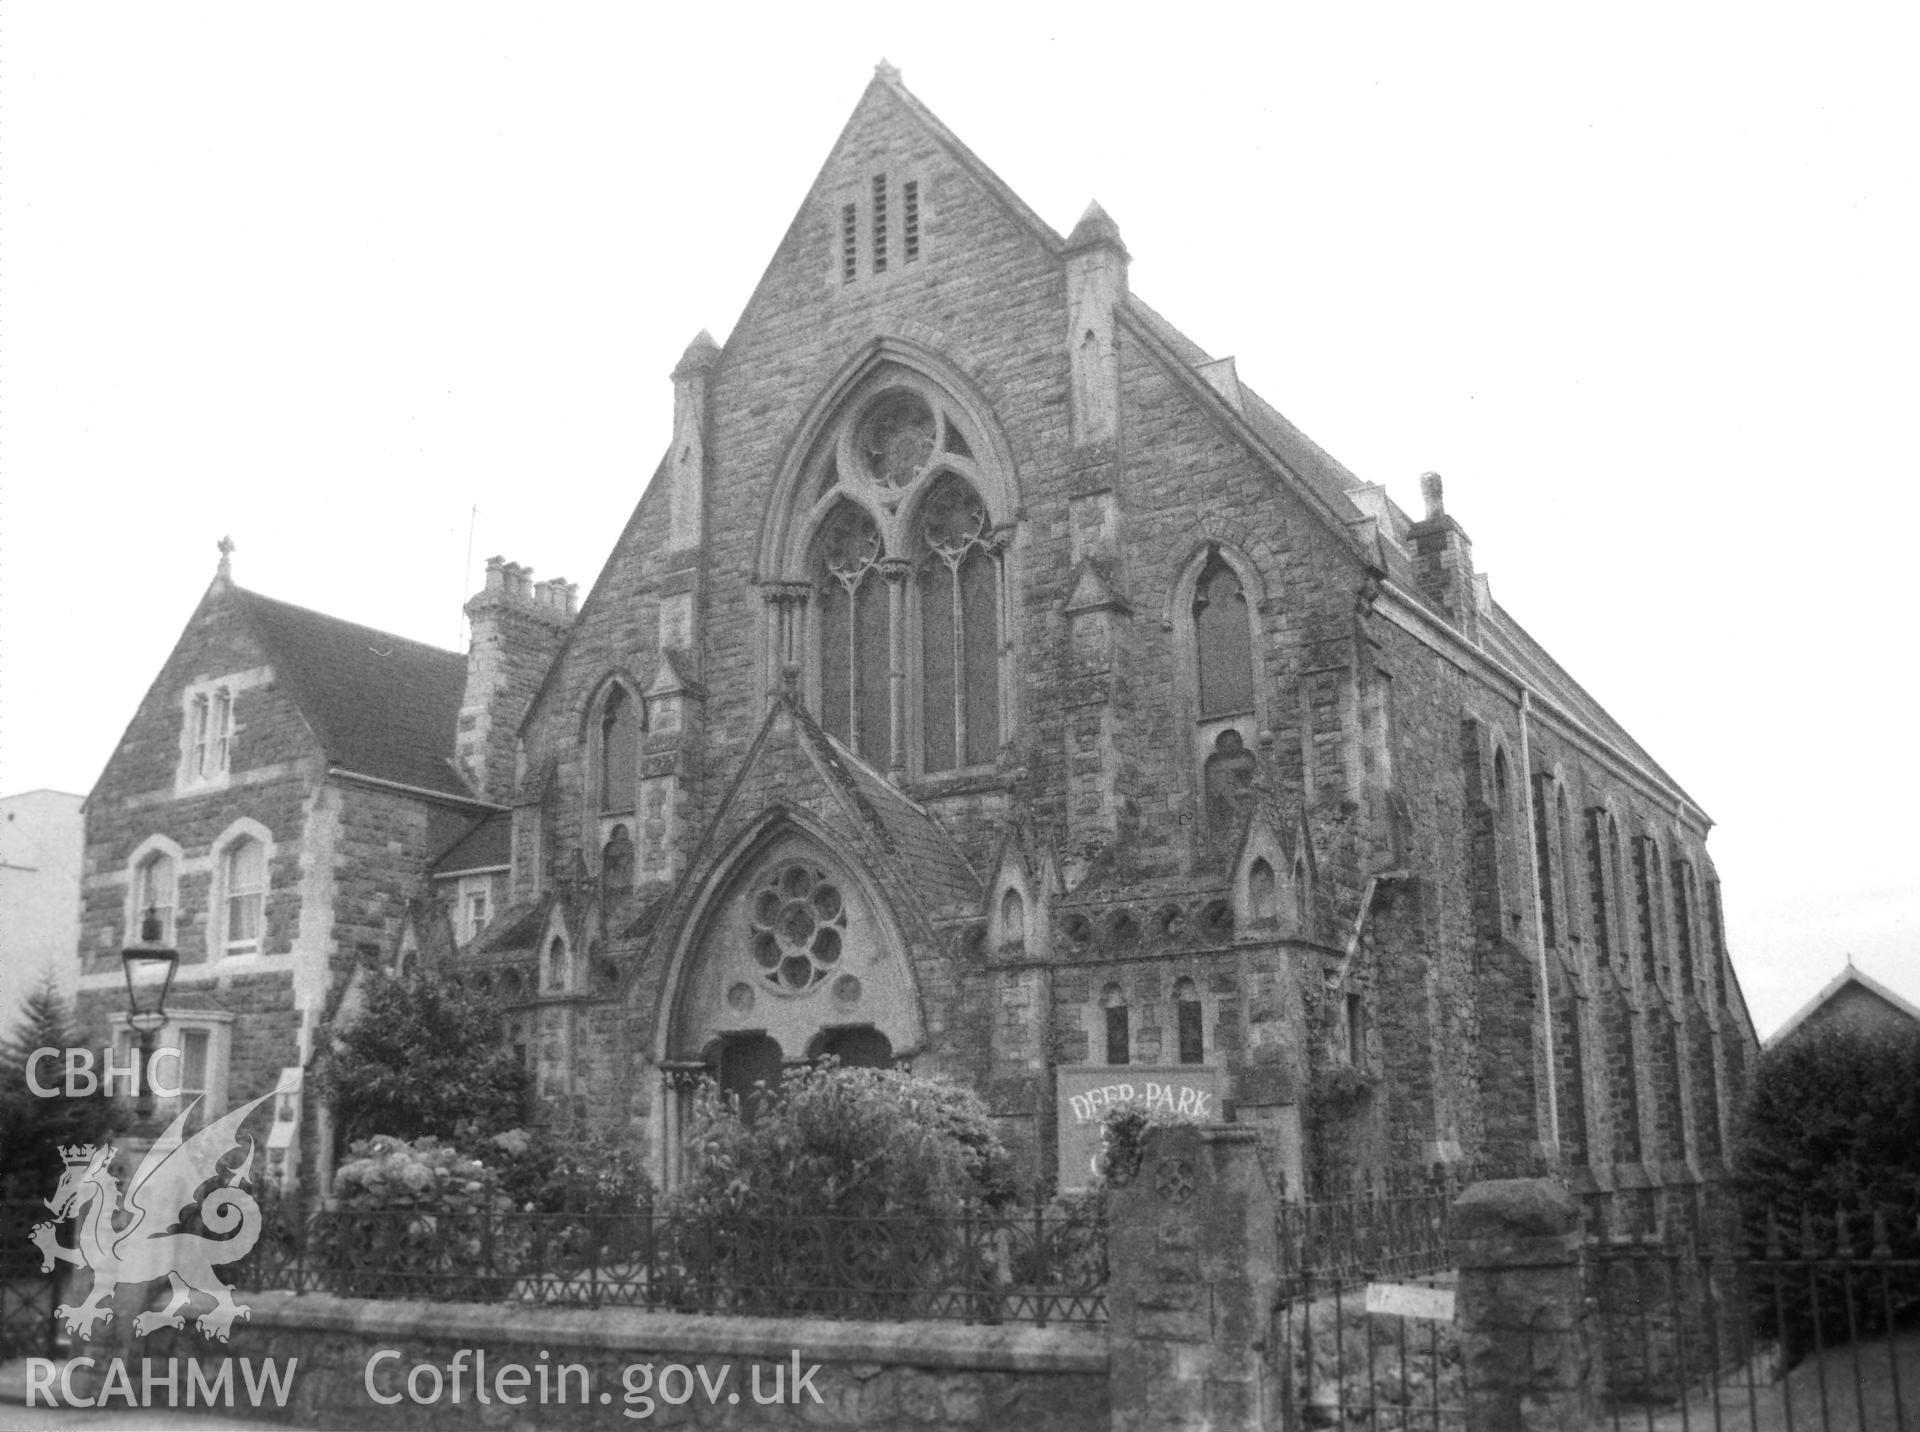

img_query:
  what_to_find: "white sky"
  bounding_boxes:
[2,3,1914,1039]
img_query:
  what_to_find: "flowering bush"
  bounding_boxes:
[675,1063,1013,1220]
[325,1135,517,1298]
[483,1126,654,1217]
[334,1134,506,1212]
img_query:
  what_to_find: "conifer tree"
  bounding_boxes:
[0,976,118,1200]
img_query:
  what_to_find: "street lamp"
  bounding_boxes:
[121,906,179,1130]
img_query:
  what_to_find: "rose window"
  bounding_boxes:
[747,862,847,992]
[857,392,936,488]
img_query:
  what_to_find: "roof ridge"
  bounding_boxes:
[233,585,463,660]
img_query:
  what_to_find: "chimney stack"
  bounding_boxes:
[457,554,575,802]
[1407,473,1479,642]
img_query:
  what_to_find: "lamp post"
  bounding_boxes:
[121,906,179,1132]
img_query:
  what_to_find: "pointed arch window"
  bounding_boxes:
[598,686,640,815]
[916,476,1000,772]
[799,379,1005,778]
[1174,977,1205,1064]
[1102,984,1131,1066]
[1000,887,1026,950]
[814,503,890,768]
[1193,553,1255,719]
[1248,858,1278,925]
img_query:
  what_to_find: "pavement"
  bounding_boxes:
[0,1359,293,1432]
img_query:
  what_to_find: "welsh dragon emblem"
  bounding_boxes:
[30,1088,280,1342]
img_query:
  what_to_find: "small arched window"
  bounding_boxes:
[1102,983,1130,1066]
[222,838,265,955]
[135,851,176,946]
[1174,977,1204,1064]
[1192,553,1255,719]
[1000,887,1025,949]
[1248,859,1277,925]
[599,687,640,815]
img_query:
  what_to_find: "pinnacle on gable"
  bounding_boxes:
[215,534,236,582]
[672,329,720,378]
[874,58,902,84]
[1065,200,1128,258]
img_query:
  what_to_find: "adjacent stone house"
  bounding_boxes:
[72,546,502,1191]
[78,68,1760,1201]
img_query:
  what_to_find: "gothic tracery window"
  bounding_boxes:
[814,503,890,767]
[917,476,999,771]
[805,382,1002,775]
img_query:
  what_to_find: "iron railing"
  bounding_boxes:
[232,1202,1107,1326]
[1585,1203,1920,1431]
[0,1201,60,1361]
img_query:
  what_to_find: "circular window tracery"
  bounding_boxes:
[746,861,848,993]
[857,391,937,488]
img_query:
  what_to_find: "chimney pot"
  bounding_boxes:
[1420,472,1445,520]
[484,556,507,592]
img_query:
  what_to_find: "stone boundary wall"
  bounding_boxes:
[138,1293,1108,1430]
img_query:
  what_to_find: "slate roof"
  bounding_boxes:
[1766,963,1920,1049]
[233,587,476,801]
[433,810,512,875]
[1476,600,1686,801]
[812,725,982,914]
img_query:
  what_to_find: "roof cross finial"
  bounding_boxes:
[217,535,235,578]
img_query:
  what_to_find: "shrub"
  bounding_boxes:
[484,1126,654,1217]
[1734,1023,1920,1353]
[666,1063,1016,1317]
[323,973,531,1148]
[325,1134,518,1299]
[674,1063,1013,1220]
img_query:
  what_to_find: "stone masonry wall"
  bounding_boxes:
[135,1294,1107,1432]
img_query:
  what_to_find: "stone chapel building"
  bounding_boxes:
[75,66,1759,1201]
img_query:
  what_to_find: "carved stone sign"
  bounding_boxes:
[1055,1065,1224,1190]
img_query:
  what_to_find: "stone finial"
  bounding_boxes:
[781,662,802,694]
[1420,471,1445,520]
[216,535,235,580]
[1065,200,1128,258]
[672,330,720,379]
[874,58,901,83]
